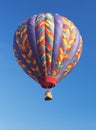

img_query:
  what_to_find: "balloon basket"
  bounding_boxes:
[44,90,53,101]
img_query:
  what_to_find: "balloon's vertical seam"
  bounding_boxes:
[27,15,43,78]
[51,14,63,77]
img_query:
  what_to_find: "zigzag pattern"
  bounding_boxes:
[58,36,82,81]
[35,13,54,75]
[45,13,54,74]
[35,14,47,75]
[54,16,75,76]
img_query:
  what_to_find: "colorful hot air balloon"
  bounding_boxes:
[13,13,82,100]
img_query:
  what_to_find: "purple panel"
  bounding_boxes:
[27,15,44,75]
[51,14,63,73]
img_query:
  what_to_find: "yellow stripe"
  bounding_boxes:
[23,26,27,33]
[46,20,54,26]
[31,67,36,71]
[22,54,26,59]
[23,34,27,44]
[66,44,71,49]
[45,22,49,27]
[26,59,31,63]
[39,21,45,26]
[63,38,68,46]
[21,64,26,68]
[46,33,53,42]
[37,36,44,43]
[47,53,51,63]
[28,50,32,57]
[60,48,63,54]
[60,55,63,61]
[69,39,74,45]
[41,52,46,59]
[39,36,44,42]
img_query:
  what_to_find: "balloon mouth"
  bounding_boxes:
[38,76,58,89]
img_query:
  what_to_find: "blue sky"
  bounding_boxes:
[0,0,96,130]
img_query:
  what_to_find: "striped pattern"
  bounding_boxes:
[13,13,82,86]
[35,14,47,75]
[35,13,54,75]
[45,13,54,75]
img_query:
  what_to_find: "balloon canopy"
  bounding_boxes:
[13,13,82,90]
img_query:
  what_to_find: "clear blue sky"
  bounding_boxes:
[0,0,96,130]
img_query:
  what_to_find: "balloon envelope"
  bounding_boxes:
[13,13,82,89]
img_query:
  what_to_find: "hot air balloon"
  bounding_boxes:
[13,13,82,101]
